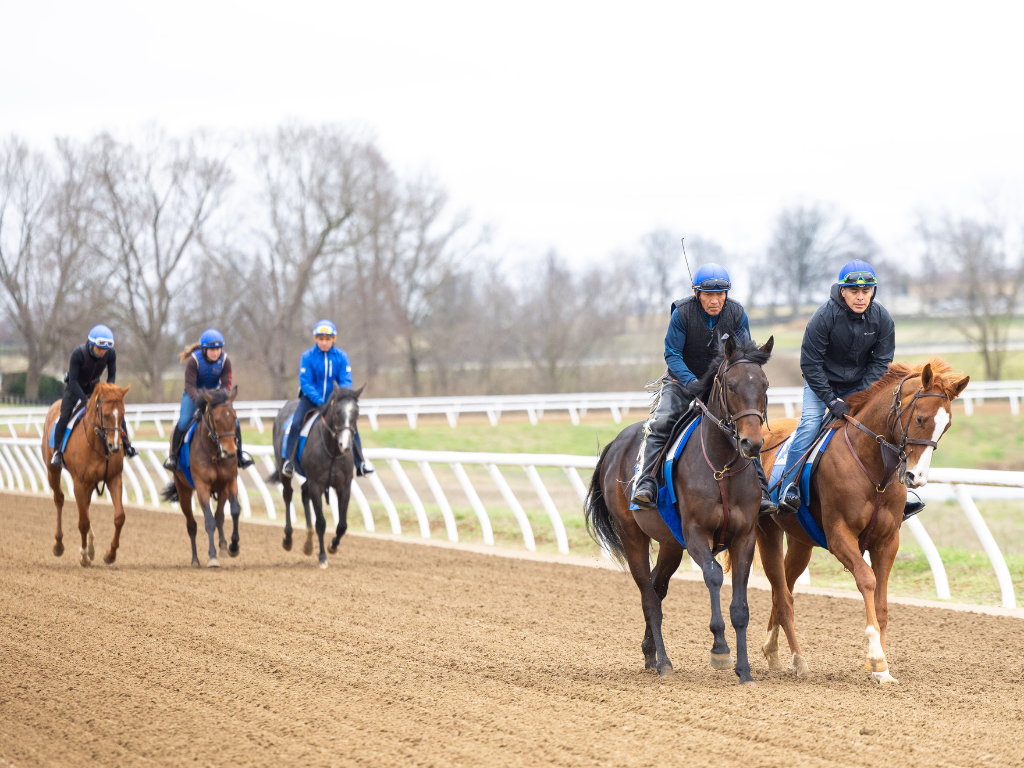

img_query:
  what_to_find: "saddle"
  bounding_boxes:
[48,403,86,456]
[280,411,321,477]
[767,424,837,549]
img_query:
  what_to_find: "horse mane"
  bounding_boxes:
[178,342,202,364]
[684,336,772,402]
[196,388,231,414]
[319,385,361,416]
[90,381,125,403]
[845,357,961,415]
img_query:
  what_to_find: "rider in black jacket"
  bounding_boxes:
[50,325,137,466]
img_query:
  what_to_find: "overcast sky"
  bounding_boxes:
[4,1,1023,273]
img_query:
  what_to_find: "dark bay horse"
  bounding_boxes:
[268,384,362,568]
[160,387,242,568]
[586,334,773,683]
[758,358,969,683]
[42,382,132,567]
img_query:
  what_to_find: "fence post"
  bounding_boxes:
[485,463,535,551]
[417,461,458,542]
[523,465,568,554]
[952,484,1016,608]
[450,462,493,545]
[903,516,951,600]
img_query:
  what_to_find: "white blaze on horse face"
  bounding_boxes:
[112,407,120,448]
[339,401,355,453]
[906,406,949,487]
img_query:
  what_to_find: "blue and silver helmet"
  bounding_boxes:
[200,328,225,348]
[313,319,337,337]
[87,324,115,349]
[838,259,878,286]
[692,263,731,292]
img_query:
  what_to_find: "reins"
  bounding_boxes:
[201,401,236,462]
[83,392,122,496]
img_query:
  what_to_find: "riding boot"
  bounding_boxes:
[353,430,374,476]
[163,426,184,471]
[50,451,63,467]
[754,456,777,515]
[903,491,925,521]
[235,423,254,469]
[630,380,687,509]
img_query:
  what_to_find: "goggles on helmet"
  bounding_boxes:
[91,335,115,349]
[695,277,731,292]
[841,271,877,286]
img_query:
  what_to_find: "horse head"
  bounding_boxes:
[90,382,131,454]
[719,334,773,460]
[202,386,238,461]
[900,360,969,488]
[323,383,364,455]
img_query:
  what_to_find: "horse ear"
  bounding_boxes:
[354,384,365,398]
[759,336,774,355]
[920,363,934,390]
[228,385,238,403]
[120,383,131,396]
[950,374,970,399]
[723,333,737,358]
[203,389,214,403]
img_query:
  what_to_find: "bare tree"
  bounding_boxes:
[91,131,231,401]
[764,204,878,317]
[237,125,374,399]
[0,137,97,399]
[924,217,1024,380]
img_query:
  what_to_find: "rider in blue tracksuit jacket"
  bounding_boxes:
[281,320,369,477]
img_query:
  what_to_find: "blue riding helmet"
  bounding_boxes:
[838,259,878,286]
[313,319,337,337]
[692,263,731,292]
[87,324,115,349]
[200,328,225,348]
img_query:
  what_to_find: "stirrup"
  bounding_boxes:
[237,451,255,470]
[50,451,63,467]
[124,444,138,458]
[777,483,800,515]
[163,455,178,471]
[281,460,295,478]
[631,477,658,509]
[903,491,925,521]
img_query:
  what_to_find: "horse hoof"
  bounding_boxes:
[864,656,888,674]
[710,652,733,670]
[229,545,239,558]
[740,679,757,687]
[792,654,811,677]
[219,539,228,550]
[191,560,201,569]
[644,657,657,671]
[103,552,115,565]
[79,552,90,568]
[303,534,314,556]
[53,542,64,557]
[328,543,338,554]
[871,670,899,685]
[282,537,292,551]
[207,558,220,569]
[657,663,674,678]
[319,560,328,570]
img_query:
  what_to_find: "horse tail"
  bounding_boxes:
[266,468,280,484]
[160,481,178,503]
[584,442,626,563]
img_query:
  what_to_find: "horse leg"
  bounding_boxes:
[688,535,732,671]
[228,484,241,557]
[282,478,294,551]
[215,494,228,551]
[328,482,350,553]
[755,520,787,670]
[728,533,757,685]
[309,484,328,568]
[780,534,814,676]
[49,465,65,557]
[102,474,126,565]
[829,526,894,684]
[196,485,219,568]
[71,479,94,567]
[179,485,199,568]
[301,483,314,556]
[869,533,900,683]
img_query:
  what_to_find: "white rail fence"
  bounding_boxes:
[1,379,1021,436]
[0,435,1018,607]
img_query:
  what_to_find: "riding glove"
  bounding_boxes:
[827,398,850,420]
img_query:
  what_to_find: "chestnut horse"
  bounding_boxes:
[160,387,241,568]
[41,381,132,567]
[586,334,773,683]
[758,358,969,683]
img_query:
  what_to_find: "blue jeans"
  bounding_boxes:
[177,392,197,431]
[780,383,828,489]
[284,396,318,461]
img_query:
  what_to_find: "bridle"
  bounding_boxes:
[317,398,357,458]
[86,395,120,458]
[840,373,949,551]
[202,401,236,461]
[692,355,770,552]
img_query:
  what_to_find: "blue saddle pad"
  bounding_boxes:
[178,420,198,489]
[49,406,85,454]
[281,412,320,477]
[630,416,702,548]
[768,428,837,549]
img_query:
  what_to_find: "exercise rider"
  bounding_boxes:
[281,320,372,479]
[163,328,254,472]
[631,263,777,515]
[50,324,137,466]
[778,260,924,520]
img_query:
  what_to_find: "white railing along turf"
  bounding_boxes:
[0,436,1018,607]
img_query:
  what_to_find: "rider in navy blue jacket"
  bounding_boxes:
[281,320,367,477]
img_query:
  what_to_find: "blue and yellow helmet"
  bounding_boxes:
[88,324,115,349]
[692,263,731,292]
[313,319,337,337]
[200,328,224,348]
[838,260,878,286]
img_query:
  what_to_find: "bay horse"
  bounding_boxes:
[41,381,132,567]
[268,384,363,568]
[586,334,773,682]
[160,387,242,568]
[758,358,969,683]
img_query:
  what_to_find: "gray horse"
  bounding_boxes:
[268,384,363,567]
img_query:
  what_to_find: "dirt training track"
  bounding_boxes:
[1,494,1023,768]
